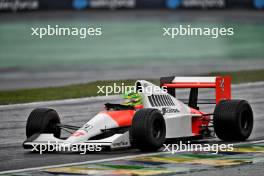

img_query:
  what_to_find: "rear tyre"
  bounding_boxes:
[26,108,61,138]
[131,108,166,151]
[213,100,253,141]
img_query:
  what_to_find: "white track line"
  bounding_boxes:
[0,151,168,174]
[0,95,120,110]
[1,139,264,175]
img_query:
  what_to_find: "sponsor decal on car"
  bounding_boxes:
[162,107,180,114]
[72,131,86,137]
[82,124,93,132]
[112,141,129,148]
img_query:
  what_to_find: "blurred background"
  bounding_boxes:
[0,0,264,90]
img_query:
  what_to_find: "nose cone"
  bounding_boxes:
[66,112,120,143]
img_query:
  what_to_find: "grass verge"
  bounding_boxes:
[0,69,264,105]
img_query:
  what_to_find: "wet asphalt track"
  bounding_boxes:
[0,82,264,172]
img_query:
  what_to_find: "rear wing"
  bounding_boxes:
[160,76,231,108]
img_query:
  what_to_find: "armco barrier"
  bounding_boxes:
[39,0,72,10]
[0,0,262,12]
[0,0,39,12]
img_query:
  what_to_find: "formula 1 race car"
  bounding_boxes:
[23,76,254,152]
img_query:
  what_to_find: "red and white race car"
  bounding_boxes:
[23,76,254,152]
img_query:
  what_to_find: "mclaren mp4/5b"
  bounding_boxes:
[23,76,254,152]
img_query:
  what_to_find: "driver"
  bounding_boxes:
[122,92,143,107]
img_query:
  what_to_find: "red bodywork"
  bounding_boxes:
[103,105,143,127]
[104,110,135,126]
[190,108,210,136]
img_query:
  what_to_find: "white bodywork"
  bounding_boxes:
[66,112,119,144]
[24,80,200,150]
[136,80,194,138]
[172,77,216,83]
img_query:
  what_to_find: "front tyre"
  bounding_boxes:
[26,108,61,138]
[213,100,253,141]
[131,109,166,151]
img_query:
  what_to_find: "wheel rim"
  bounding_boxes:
[152,119,163,139]
[240,109,252,130]
[46,119,60,136]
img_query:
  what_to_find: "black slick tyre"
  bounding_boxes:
[26,108,61,138]
[131,108,166,151]
[213,100,253,141]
